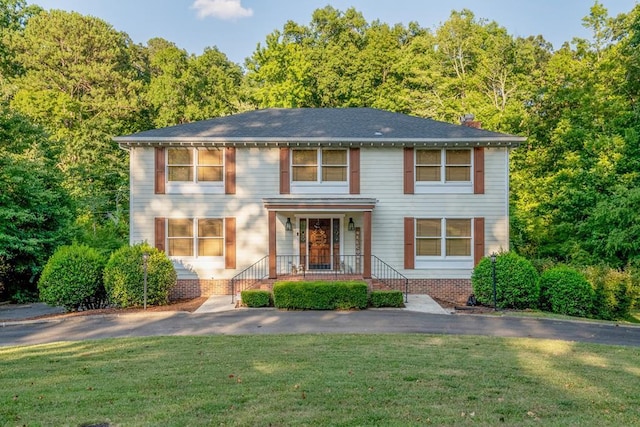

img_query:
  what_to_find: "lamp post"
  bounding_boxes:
[490,252,497,311]
[142,252,149,310]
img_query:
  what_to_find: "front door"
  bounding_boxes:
[308,218,332,270]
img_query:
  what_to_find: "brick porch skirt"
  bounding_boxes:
[171,278,472,305]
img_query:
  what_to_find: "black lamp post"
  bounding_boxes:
[490,252,497,311]
[142,252,149,310]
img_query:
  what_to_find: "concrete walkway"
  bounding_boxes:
[193,294,451,315]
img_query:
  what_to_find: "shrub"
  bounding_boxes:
[471,252,539,309]
[584,265,634,320]
[273,281,368,310]
[369,290,404,308]
[37,244,106,312]
[241,290,271,307]
[539,266,594,317]
[103,243,176,308]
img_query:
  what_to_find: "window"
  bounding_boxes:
[167,148,223,183]
[416,149,471,183]
[292,149,347,182]
[167,218,223,257]
[416,218,471,257]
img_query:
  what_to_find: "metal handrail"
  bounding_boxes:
[230,254,408,303]
[230,255,269,304]
[371,255,409,303]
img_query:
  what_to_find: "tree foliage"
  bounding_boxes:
[2,1,640,297]
[0,108,73,295]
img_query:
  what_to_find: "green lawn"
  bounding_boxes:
[1,335,638,426]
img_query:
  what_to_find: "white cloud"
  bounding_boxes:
[192,0,253,20]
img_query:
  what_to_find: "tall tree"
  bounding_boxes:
[145,38,244,126]
[8,9,146,233]
[0,108,73,296]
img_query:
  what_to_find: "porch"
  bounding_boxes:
[230,254,408,304]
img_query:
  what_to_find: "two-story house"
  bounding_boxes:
[114,108,524,304]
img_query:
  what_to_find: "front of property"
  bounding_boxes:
[115,108,524,304]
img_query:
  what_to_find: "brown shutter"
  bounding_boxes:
[474,217,485,266]
[279,148,290,194]
[155,217,166,252]
[155,147,165,194]
[225,217,236,269]
[474,147,484,194]
[404,147,414,194]
[225,147,236,194]
[404,217,415,269]
[349,147,360,194]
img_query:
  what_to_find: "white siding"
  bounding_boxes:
[360,147,509,279]
[130,145,511,281]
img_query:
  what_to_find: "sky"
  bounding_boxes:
[29,0,639,66]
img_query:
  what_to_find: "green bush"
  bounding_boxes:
[369,290,404,308]
[584,265,634,320]
[471,252,540,309]
[37,244,106,312]
[103,243,176,308]
[273,281,368,310]
[539,266,594,318]
[241,290,271,307]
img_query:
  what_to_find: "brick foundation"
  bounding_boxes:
[407,279,472,305]
[171,277,472,305]
[170,279,232,300]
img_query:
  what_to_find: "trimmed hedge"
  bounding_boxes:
[370,290,404,308]
[471,252,540,309]
[38,244,106,312]
[241,289,271,307]
[273,280,368,310]
[539,266,594,317]
[103,243,176,308]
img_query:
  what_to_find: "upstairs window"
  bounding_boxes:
[292,149,347,183]
[416,218,471,257]
[416,149,471,183]
[167,148,223,183]
[167,218,223,257]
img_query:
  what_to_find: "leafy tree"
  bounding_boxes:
[8,9,146,238]
[144,38,244,126]
[0,0,41,95]
[0,108,73,297]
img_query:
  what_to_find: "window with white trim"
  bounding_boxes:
[166,148,224,194]
[416,149,471,183]
[292,148,347,182]
[416,218,472,257]
[167,218,223,257]
[167,148,223,182]
[290,148,348,194]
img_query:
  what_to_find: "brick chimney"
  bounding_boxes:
[460,114,481,129]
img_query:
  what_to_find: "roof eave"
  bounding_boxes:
[114,136,525,148]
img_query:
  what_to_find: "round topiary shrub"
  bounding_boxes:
[539,266,594,317]
[103,243,176,308]
[471,252,540,309]
[38,244,106,312]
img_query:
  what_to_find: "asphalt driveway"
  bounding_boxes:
[1,309,639,348]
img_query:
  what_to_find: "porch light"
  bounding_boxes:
[285,217,293,231]
[348,218,355,231]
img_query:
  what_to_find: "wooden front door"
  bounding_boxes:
[308,218,331,270]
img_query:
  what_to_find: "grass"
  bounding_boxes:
[1,335,639,426]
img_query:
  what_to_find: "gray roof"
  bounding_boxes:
[114,108,524,147]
